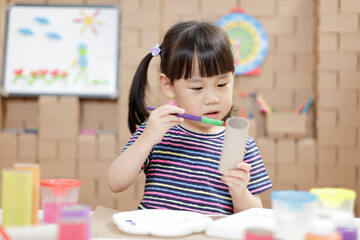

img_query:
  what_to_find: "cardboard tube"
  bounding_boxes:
[219,117,249,173]
[14,163,40,224]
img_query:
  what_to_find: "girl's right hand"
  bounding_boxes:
[141,104,185,146]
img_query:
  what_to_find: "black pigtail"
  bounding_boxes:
[128,53,153,134]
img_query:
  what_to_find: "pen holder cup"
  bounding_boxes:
[40,179,82,223]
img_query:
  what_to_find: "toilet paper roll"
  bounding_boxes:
[219,117,249,174]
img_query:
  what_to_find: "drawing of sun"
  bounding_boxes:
[74,8,104,35]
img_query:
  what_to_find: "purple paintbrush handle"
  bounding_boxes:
[146,106,202,122]
[178,113,201,121]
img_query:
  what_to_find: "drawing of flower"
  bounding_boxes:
[14,68,23,76]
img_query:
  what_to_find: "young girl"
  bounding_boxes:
[108,21,272,215]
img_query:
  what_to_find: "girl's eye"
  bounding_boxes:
[218,83,227,87]
[192,87,202,91]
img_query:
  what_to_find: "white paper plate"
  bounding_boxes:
[112,209,213,237]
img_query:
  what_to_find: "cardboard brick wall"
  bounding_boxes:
[0,0,359,215]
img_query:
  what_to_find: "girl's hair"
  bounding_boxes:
[128,21,235,133]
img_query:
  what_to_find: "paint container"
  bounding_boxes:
[271,190,317,240]
[219,117,249,173]
[40,179,82,223]
[336,218,358,240]
[310,188,356,219]
[245,228,274,240]
[58,205,91,240]
[305,217,341,240]
[14,163,40,224]
[1,169,33,227]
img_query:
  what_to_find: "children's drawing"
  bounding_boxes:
[2,5,119,98]
[74,8,104,35]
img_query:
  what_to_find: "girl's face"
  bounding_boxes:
[172,70,234,133]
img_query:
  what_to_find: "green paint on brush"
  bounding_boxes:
[201,117,225,126]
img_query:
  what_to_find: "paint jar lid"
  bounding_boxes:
[310,188,356,208]
[61,204,91,220]
[41,179,81,195]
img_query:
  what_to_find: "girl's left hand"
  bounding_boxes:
[221,162,251,198]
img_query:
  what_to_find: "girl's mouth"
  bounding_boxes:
[204,111,219,118]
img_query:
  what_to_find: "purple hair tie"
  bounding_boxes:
[150,44,161,57]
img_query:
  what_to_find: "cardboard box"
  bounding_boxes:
[318,90,357,109]
[0,133,18,159]
[266,112,307,139]
[163,0,198,15]
[278,0,314,16]
[39,161,77,179]
[277,72,313,90]
[242,0,276,16]
[338,147,360,166]
[317,71,337,89]
[296,54,315,72]
[18,133,37,159]
[78,135,97,161]
[78,197,115,210]
[297,138,316,164]
[256,138,276,163]
[319,14,358,33]
[120,29,139,48]
[257,91,293,111]
[259,17,295,35]
[78,161,111,178]
[341,0,360,13]
[277,164,316,184]
[98,134,118,161]
[78,178,96,198]
[319,52,357,71]
[58,141,77,162]
[277,36,314,54]
[317,147,337,165]
[260,54,294,72]
[318,34,338,52]
[319,0,338,13]
[317,128,357,147]
[39,119,79,141]
[316,110,337,128]
[39,96,79,121]
[318,166,356,185]
[4,118,24,129]
[339,72,360,90]
[38,140,57,161]
[276,139,296,163]
[340,34,360,51]
[338,110,360,128]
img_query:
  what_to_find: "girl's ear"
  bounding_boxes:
[159,73,175,98]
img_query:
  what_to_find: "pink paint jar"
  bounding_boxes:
[59,205,91,240]
[40,179,82,223]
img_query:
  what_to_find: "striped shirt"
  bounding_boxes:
[123,121,272,215]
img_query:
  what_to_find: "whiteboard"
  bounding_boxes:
[2,4,120,98]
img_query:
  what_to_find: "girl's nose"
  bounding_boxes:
[204,87,220,104]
